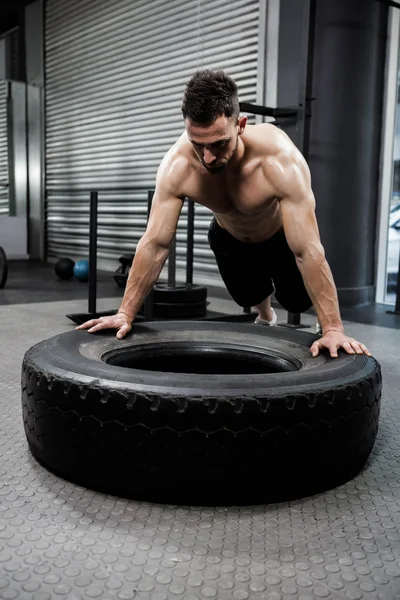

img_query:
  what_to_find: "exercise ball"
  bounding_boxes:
[73,259,89,282]
[55,257,75,281]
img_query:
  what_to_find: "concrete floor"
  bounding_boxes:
[1,291,400,600]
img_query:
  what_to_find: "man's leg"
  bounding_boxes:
[208,219,274,310]
[255,294,276,323]
[269,231,317,327]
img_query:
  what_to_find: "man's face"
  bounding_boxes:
[186,115,246,174]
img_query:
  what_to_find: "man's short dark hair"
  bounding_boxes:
[181,69,240,125]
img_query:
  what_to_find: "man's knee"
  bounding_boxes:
[230,291,272,308]
[274,291,312,315]
[222,278,274,309]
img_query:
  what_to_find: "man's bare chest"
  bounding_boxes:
[183,169,276,216]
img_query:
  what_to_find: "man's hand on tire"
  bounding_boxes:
[76,311,133,339]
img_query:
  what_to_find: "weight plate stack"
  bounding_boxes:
[153,283,207,304]
[139,284,208,319]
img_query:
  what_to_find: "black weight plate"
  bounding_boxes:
[153,301,207,318]
[139,300,207,319]
[113,274,128,289]
[153,283,207,304]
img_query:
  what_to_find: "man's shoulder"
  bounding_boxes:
[162,132,193,169]
[250,125,310,197]
[248,123,295,157]
[157,133,194,195]
[247,125,305,184]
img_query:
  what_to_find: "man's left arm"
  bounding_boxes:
[269,147,371,358]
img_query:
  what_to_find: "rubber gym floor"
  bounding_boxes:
[1,261,400,600]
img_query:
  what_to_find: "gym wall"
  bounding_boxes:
[44,0,263,280]
[277,0,388,307]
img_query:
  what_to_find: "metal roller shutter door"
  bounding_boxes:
[0,81,9,216]
[45,0,261,277]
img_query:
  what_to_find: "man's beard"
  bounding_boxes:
[204,162,228,174]
[203,136,239,174]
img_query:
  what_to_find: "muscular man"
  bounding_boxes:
[78,69,371,359]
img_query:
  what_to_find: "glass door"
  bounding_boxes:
[376,7,400,305]
[387,76,400,304]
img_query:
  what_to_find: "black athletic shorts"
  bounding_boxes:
[208,217,313,313]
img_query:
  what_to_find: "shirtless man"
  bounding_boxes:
[78,69,371,359]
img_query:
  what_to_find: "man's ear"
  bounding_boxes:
[237,116,247,135]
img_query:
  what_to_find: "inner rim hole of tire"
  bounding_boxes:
[103,343,299,374]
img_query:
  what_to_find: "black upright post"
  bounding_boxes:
[88,191,98,315]
[295,0,317,329]
[394,261,400,313]
[147,189,154,219]
[168,237,176,288]
[186,199,194,286]
[144,189,155,321]
[302,0,317,163]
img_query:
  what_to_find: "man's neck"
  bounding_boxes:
[224,137,246,174]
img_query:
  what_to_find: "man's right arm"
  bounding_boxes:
[77,152,186,336]
[118,186,184,320]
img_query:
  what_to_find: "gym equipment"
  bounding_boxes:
[66,189,211,325]
[239,102,299,119]
[374,0,400,8]
[0,245,8,289]
[114,253,135,288]
[0,182,9,289]
[63,181,311,327]
[113,193,208,318]
[144,300,207,319]
[66,189,151,324]
[140,195,208,319]
[21,321,382,505]
[54,257,75,280]
[73,259,89,282]
[114,256,208,303]
[152,282,207,303]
